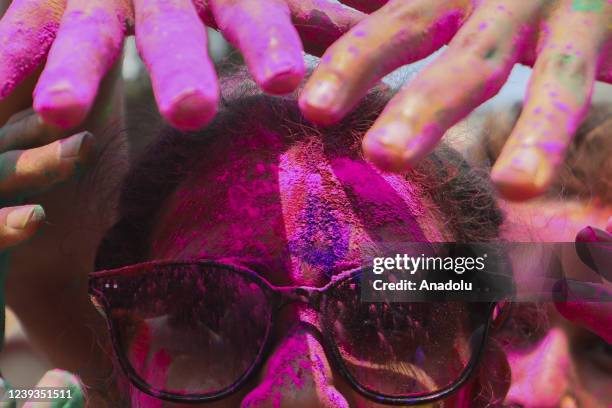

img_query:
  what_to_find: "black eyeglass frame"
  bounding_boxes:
[89,260,497,405]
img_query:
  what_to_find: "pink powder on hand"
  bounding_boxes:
[287,0,366,55]
[33,1,128,129]
[211,0,305,95]
[134,0,219,131]
[0,0,66,100]
[556,300,612,343]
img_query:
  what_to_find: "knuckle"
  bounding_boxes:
[382,0,465,25]
[452,33,517,79]
[382,1,422,23]
[540,51,592,82]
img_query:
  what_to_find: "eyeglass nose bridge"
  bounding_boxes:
[276,286,325,310]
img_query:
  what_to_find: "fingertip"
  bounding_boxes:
[251,38,305,95]
[5,205,45,231]
[491,175,546,201]
[160,89,219,131]
[134,0,218,132]
[298,78,345,125]
[59,131,96,164]
[38,368,82,388]
[491,149,553,201]
[362,133,410,173]
[555,301,612,344]
[33,85,90,130]
[362,122,430,173]
[259,63,305,95]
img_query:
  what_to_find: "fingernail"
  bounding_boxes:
[576,226,611,243]
[60,132,93,159]
[302,76,341,112]
[34,82,89,130]
[376,122,411,148]
[6,205,45,229]
[491,148,550,200]
[260,65,304,95]
[363,124,412,172]
[499,148,541,178]
[164,90,218,131]
[575,226,612,281]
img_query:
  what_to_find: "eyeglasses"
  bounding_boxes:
[88,260,498,405]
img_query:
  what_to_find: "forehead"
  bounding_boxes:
[150,129,450,284]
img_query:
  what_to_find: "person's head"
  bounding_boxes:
[89,66,612,407]
[91,67,511,407]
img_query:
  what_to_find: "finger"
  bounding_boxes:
[6,107,35,125]
[0,131,94,197]
[0,0,66,100]
[196,0,366,60]
[23,369,85,408]
[33,0,131,130]
[361,0,544,172]
[210,0,304,94]
[491,0,611,200]
[191,0,216,26]
[555,280,612,344]
[340,0,388,13]
[300,0,471,125]
[575,226,612,282]
[286,0,366,56]
[0,109,64,153]
[0,205,45,250]
[134,0,218,131]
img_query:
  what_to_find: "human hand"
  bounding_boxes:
[0,0,366,131]
[0,106,94,340]
[0,108,93,407]
[0,108,94,204]
[300,0,612,200]
[555,223,612,343]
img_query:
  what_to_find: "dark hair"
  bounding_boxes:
[95,66,503,270]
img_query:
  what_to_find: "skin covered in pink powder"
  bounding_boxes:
[556,300,612,343]
[33,0,130,129]
[1,0,367,130]
[210,0,305,95]
[134,0,219,131]
[0,0,66,100]
[286,0,366,57]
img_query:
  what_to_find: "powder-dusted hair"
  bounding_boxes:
[96,65,503,270]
